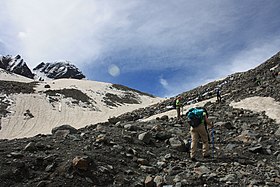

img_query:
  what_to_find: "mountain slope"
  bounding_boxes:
[0,52,279,186]
[0,74,162,139]
[129,51,280,121]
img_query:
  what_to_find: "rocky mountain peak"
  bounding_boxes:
[0,54,86,80]
[0,55,34,79]
[33,61,86,80]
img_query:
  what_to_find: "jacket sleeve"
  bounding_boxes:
[204,114,213,128]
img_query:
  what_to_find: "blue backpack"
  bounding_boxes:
[187,108,205,127]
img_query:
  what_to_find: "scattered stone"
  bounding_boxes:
[154,175,164,187]
[160,115,169,121]
[219,174,236,182]
[140,165,157,174]
[72,156,91,171]
[144,175,155,187]
[248,144,263,153]
[51,124,78,135]
[9,151,24,158]
[138,132,152,144]
[194,165,211,175]
[24,142,37,152]
[169,137,186,152]
[275,127,280,136]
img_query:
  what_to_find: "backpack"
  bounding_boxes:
[187,107,205,128]
[196,107,208,117]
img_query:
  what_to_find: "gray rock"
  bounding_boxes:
[219,174,237,182]
[155,132,172,141]
[225,143,237,151]
[194,165,211,175]
[138,132,152,144]
[140,165,157,174]
[123,124,139,131]
[51,124,78,135]
[24,142,37,152]
[160,115,169,121]
[169,137,187,152]
[275,127,280,136]
[154,175,164,187]
[248,144,263,153]
[144,175,155,187]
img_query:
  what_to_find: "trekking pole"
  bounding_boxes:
[211,128,215,158]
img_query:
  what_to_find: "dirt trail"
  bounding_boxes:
[141,97,216,121]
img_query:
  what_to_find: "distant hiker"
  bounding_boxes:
[175,96,182,120]
[253,77,261,86]
[216,88,222,102]
[187,107,213,161]
[197,93,202,102]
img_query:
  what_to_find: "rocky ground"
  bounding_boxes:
[0,52,280,186]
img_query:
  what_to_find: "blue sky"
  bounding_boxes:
[1,0,280,97]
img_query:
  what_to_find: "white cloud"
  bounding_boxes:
[159,77,168,88]
[2,0,138,67]
[218,38,280,76]
[17,32,27,39]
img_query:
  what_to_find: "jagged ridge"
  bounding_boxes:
[33,61,85,80]
[0,55,34,79]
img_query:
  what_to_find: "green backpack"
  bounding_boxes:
[187,108,204,127]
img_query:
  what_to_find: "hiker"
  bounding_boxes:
[187,107,213,161]
[197,93,202,102]
[216,88,222,102]
[254,77,261,86]
[175,96,182,120]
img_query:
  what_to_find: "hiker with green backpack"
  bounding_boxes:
[186,107,213,161]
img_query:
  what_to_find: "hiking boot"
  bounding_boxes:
[203,155,211,159]
[191,157,197,162]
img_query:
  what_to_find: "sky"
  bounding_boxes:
[1,0,280,97]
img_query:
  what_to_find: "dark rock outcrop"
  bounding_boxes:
[33,61,85,80]
[0,55,34,79]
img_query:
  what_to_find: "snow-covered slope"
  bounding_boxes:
[0,68,34,82]
[0,72,163,139]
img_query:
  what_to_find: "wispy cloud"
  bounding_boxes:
[159,77,168,88]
